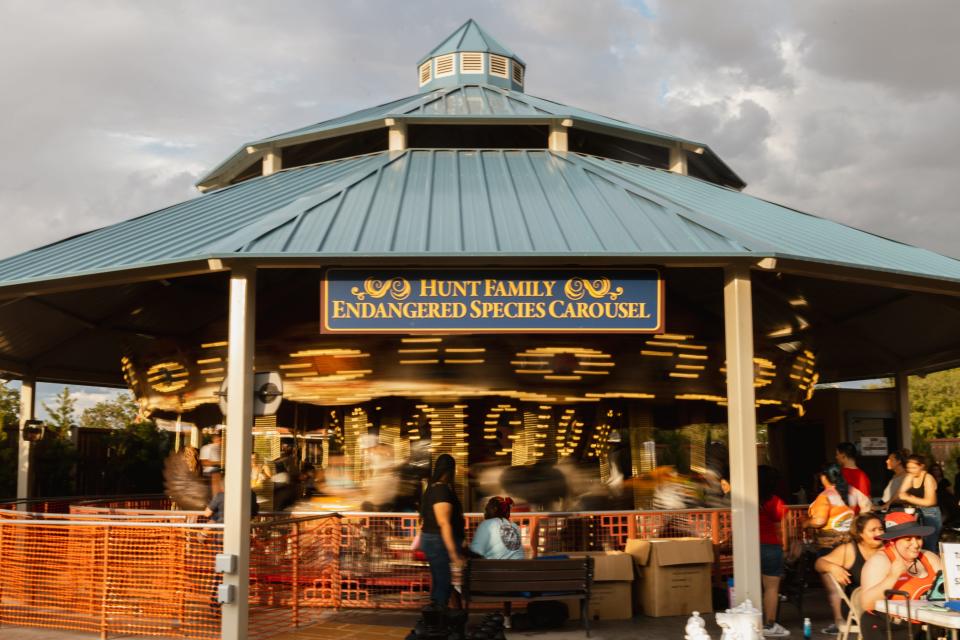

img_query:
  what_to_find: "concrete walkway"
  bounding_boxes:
[0,590,835,640]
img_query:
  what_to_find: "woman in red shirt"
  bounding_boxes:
[759,465,789,638]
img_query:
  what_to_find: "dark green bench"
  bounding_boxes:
[463,557,594,636]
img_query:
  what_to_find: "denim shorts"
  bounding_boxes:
[761,543,784,577]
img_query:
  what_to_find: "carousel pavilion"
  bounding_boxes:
[2,20,960,639]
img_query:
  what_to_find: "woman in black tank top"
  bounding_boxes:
[897,454,942,552]
[814,513,885,632]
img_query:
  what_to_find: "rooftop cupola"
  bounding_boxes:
[417,19,525,93]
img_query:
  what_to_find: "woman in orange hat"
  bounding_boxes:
[858,511,941,640]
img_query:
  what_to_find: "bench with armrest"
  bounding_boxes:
[463,557,594,636]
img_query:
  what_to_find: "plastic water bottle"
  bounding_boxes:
[803,618,812,640]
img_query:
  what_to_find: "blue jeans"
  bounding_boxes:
[421,532,460,606]
[919,506,941,552]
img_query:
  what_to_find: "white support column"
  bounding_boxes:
[723,265,762,607]
[221,265,256,640]
[387,119,407,151]
[548,120,569,152]
[262,147,282,176]
[669,142,688,175]
[895,371,912,451]
[17,377,35,508]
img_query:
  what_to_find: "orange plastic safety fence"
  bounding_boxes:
[336,513,427,609]
[248,514,343,638]
[0,520,222,640]
[0,504,812,638]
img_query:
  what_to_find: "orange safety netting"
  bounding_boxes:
[0,520,222,639]
[0,505,808,639]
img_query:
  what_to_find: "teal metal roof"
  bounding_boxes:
[198,84,740,188]
[4,150,960,289]
[418,19,522,65]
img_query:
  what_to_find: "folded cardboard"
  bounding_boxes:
[625,537,714,617]
[564,551,635,621]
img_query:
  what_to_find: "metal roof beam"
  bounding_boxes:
[27,283,188,365]
[773,258,960,299]
[0,354,27,377]
[28,367,126,388]
[824,292,913,327]
[752,278,903,365]
[26,297,98,329]
[898,343,960,376]
[0,260,217,301]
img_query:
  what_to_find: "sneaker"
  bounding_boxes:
[821,624,840,635]
[763,622,791,638]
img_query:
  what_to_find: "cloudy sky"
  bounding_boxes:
[0,1,957,408]
[1,0,958,261]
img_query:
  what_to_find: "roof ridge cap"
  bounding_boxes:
[746,194,960,264]
[565,153,777,253]
[205,151,405,254]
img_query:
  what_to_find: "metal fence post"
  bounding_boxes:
[99,525,110,640]
[335,516,343,609]
[528,516,540,559]
[0,522,5,628]
[292,523,300,628]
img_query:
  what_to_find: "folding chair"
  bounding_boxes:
[827,574,861,640]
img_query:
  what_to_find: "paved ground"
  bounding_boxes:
[0,589,835,640]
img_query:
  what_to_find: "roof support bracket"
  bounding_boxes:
[262,146,282,176]
[548,120,569,152]
[387,119,408,151]
[669,142,688,175]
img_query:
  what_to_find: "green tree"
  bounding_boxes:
[0,380,19,498]
[104,421,171,493]
[42,386,77,436]
[31,386,79,497]
[80,393,139,430]
[0,379,18,428]
[910,369,960,443]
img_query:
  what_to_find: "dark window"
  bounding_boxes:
[569,128,670,169]
[407,124,547,149]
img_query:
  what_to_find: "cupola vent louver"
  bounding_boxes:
[419,61,432,86]
[435,53,455,77]
[489,54,508,78]
[460,52,484,74]
[512,61,524,85]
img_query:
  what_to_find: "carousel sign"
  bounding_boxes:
[321,268,663,333]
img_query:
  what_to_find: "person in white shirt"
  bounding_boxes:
[198,432,223,494]
[470,496,524,560]
[881,449,908,508]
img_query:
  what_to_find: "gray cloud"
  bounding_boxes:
[794,1,960,98]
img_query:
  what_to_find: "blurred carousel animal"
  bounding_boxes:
[163,446,210,511]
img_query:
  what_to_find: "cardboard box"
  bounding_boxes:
[564,551,635,621]
[625,538,714,617]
